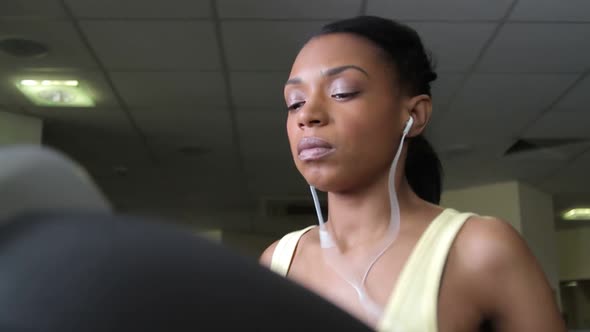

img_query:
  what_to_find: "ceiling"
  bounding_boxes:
[1,0,589,231]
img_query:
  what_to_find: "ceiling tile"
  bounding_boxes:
[444,162,553,191]
[442,159,502,190]
[236,110,288,147]
[503,142,590,165]
[43,124,153,178]
[486,159,562,184]
[66,0,211,18]
[538,149,590,193]
[406,22,496,72]
[245,158,307,197]
[241,139,292,164]
[554,74,590,110]
[80,20,220,70]
[33,107,131,135]
[426,103,450,133]
[439,140,574,190]
[231,72,288,109]
[95,167,170,199]
[0,0,66,18]
[479,23,590,72]
[431,73,578,146]
[241,145,293,174]
[133,108,234,148]
[430,113,511,149]
[237,108,294,198]
[367,0,513,20]
[223,21,494,72]
[217,0,361,19]
[437,140,513,165]
[0,20,97,70]
[431,73,465,106]
[510,0,590,21]
[222,21,328,71]
[150,147,247,198]
[451,73,578,113]
[110,71,227,108]
[524,111,590,139]
[437,143,516,190]
[154,148,239,173]
[237,109,296,196]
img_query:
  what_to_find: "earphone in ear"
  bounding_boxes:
[403,116,414,136]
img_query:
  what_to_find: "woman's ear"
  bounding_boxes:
[404,94,432,137]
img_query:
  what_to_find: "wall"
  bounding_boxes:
[518,183,560,301]
[557,226,590,281]
[561,280,590,330]
[441,181,522,230]
[441,181,562,306]
[0,111,42,145]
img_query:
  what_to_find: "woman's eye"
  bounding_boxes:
[287,101,305,111]
[332,92,360,100]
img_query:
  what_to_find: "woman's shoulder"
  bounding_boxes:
[446,214,565,330]
[259,226,319,267]
[452,215,526,270]
[449,214,528,277]
[446,214,550,309]
[259,239,279,267]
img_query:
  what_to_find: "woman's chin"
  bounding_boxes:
[302,173,350,193]
[298,163,366,193]
[301,174,331,192]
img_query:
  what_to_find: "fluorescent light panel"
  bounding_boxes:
[16,79,94,107]
[562,208,590,221]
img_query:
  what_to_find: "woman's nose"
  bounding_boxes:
[297,98,329,129]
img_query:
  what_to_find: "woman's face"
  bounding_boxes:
[284,33,408,192]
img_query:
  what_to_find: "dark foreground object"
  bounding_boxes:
[0,213,372,332]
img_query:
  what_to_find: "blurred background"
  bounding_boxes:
[0,0,588,329]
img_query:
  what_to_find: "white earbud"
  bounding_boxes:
[403,116,414,136]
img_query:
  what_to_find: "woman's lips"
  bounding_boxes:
[297,137,335,161]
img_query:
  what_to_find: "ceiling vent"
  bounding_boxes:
[504,138,588,159]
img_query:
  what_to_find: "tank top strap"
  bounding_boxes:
[378,209,476,332]
[270,225,315,276]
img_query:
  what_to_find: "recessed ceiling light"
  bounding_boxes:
[16,79,94,107]
[562,208,590,221]
[0,38,49,58]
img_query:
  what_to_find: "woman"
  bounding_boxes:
[260,16,565,332]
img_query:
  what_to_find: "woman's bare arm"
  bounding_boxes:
[454,217,566,332]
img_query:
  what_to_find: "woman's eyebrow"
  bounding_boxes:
[322,65,369,78]
[285,65,369,86]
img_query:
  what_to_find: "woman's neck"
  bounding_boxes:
[325,169,419,251]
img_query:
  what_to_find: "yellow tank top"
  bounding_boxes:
[270,208,475,332]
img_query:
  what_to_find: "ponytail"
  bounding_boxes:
[405,135,443,204]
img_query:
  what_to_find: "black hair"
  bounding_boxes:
[316,16,443,204]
